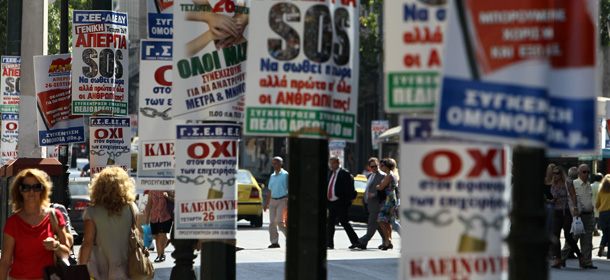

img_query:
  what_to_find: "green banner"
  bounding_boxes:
[73,101,127,115]
[387,72,438,110]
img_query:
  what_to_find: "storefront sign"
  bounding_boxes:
[71,10,129,116]
[384,0,448,112]
[33,54,85,146]
[244,0,359,141]
[174,123,239,239]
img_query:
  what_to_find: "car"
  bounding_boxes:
[237,169,264,227]
[68,177,92,244]
[348,174,368,223]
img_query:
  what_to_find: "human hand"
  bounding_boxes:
[375,184,382,190]
[43,237,58,251]
[573,208,579,217]
[207,13,238,38]
[367,193,375,198]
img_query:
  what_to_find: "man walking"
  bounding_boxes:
[264,156,288,248]
[566,164,597,269]
[327,156,359,249]
[351,157,386,250]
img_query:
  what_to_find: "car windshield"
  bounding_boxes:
[69,180,90,196]
[354,179,367,191]
[237,170,253,184]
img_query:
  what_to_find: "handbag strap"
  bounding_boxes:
[128,203,138,230]
[48,207,60,235]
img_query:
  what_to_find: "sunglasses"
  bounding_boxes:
[581,171,590,174]
[370,165,378,168]
[552,172,560,175]
[20,183,43,192]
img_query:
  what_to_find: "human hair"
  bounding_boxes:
[380,158,399,181]
[272,156,283,164]
[329,155,340,163]
[544,163,556,185]
[600,174,610,193]
[593,173,603,182]
[567,167,578,180]
[10,168,52,211]
[89,166,136,216]
[551,166,567,186]
[368,157,379,165]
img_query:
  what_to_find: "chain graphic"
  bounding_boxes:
[140,107,171,120]
[458,214,504,236]
[90,148,131,158]
[1,138,16,143]
[176,175,207,185]
[207,178,236,189]
[402,209,453,227]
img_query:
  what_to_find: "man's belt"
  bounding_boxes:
[581,211,593,215]
[272,196,287,200]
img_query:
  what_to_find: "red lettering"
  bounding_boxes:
[187,143,210,159]
[410,259,424,277]
[422,150,461,179]
[95,129,108,139]
[467,149,500,178]
[155,65,172,86]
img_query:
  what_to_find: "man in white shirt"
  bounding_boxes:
[568,164,597,269]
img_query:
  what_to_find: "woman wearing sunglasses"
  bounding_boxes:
[549,166,583,268]
[0,169,71,280]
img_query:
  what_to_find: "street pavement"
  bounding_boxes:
[71,211,610,279]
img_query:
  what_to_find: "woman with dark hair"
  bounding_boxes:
[376,158,399,250]
[78,166,138,279]
[549,166,583,268]
[595,174,610,259]
[0,169,71,280]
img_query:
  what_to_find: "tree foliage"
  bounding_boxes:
[0,0,8,56]
[359,0,382,81]
[48,0,92,55]
[601,0,610,47]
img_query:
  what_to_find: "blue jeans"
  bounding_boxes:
[546,203,555,234]
[600,210,610,248]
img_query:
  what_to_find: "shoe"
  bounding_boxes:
[268,243,280,248]
[327,246,334,250]
[561,259,566,267]
[381,243,393,251]
[154,254,166,263]
[349,243,366,250]
[582,265,598,269]
[598,246,605,257]
[236,247,244,251]
[551,259,561,269]
[148,245,155,251]
[378,244,384,249]
[578,256,584,268]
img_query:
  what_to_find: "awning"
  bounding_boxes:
[378,126,401,141]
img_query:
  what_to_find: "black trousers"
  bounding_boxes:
[327,199,359,247]
[552,209,582,259]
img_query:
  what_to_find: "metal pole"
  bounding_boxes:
[285,138,328,279]
[376,0,384,160]
[507,146,549,280]
[56,0,71,208]
[92,0,112,11]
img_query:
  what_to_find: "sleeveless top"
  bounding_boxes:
[551,181,570,211]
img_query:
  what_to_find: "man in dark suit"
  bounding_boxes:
[327,156,359,249]
[351,157,386,249]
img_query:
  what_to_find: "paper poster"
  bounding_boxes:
[243,0,359,141]
[71,10,129,116]
[89,117,131,175]
[148,0,174,39]
[137,40,175,190]
[1,56,20,114]
[400,116,511,279]
[371,120,389,149]
[1,113,18,164]
[384,0,448,112]
[436,0,596,152]
[171,0,249,121]
[174,123,239,239]
[33,54,85,146]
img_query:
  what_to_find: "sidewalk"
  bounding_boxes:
[549,234,610,280]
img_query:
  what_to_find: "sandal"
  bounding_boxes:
[154,254,166,263]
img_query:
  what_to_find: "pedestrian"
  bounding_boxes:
[78,166,139,279]
[264,156,288,248]
[567,164,597,269]
[595,174,610,259]
[376,158,399,251]
[544,164,556,235]
[351,157,386,250]
[550,166,583,269]
[327,155,359,249]
[0,169,71,280]
[145,190,174,262]
[591,173,602,236]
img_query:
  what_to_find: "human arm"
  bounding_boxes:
[0,233,15,280]
[264,189,272,212]
[567,182,579,217]
[185,0,238,37]
[43,209,70,259]
[77,219,96,264]
[144,193,152,225]
[376,174,393,191]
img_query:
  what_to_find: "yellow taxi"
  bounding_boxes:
[237,169,264,227]
[348,174,368,223]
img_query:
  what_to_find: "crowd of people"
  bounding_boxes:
[545,163,610,270]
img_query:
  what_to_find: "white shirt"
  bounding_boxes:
[574,177,594,213]
[328,169,339,201]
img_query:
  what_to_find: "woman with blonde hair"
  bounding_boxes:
[78,166,138,279]
[0,169,71,280]
[595,174,610,259]
[549,166,583,268]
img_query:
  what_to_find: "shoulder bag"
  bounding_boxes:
[128,203,155,280]
[43,208,90,280]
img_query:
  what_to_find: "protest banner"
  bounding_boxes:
[384,0,448,112]
[400,116,511,279]
[1,56,20,114]
[148,0,174,39]
[71,10,129,116]
[1,113,18,164]
[137,40,175,190]
[89,117,131,175]
[244,0,359,141]
[171,0,249,121]
[436,0,596,152]
[174,123,239,239]
[328,140,345,165]
[371,120,389,149]
[33,54,85,146]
